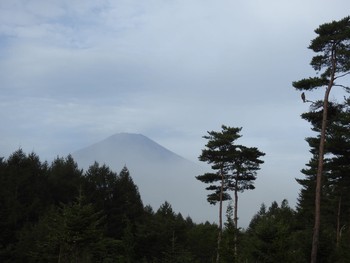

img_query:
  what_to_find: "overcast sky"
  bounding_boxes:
[1,1,350,219]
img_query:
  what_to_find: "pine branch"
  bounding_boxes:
[334,71,350,80]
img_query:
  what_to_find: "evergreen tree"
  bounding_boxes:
[226,144,264,259]
[134,205,158,261]
[108,166,144,239]
[297,99,350,261]
[196,125,242,263]
[221,202,235,262]
[20,195,107,263]
[244,200,301,263]
[48,155,83,205]
[292,16,350,262]
[186,221,218,263]
[196,125,264,262]
[84,162,118,210]
[83,161,119,242]
[0,150,49,262]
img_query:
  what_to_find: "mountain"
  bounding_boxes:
[73,133,188,168]
[72,133,216,223]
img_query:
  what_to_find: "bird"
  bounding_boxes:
[301,92,306,103]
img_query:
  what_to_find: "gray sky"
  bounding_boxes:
[1,1,350,220]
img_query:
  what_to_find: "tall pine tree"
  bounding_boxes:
[196,125,264,262]
[292,16,350,262]
[297,99,350,261]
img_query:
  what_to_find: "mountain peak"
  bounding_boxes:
[72,133,188,170]
[108,132,144,139]
[71,133,213,223]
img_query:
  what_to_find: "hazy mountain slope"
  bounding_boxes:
[73,133,187,168]
[72,133,216,223]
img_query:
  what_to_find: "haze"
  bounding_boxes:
[1,1,350,224]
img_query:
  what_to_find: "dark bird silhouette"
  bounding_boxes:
[301,92,306,103]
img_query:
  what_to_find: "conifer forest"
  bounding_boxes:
[1,16,350,263]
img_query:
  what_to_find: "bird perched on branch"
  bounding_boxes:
[301,92,306,103]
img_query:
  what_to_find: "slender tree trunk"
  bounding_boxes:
[310,84,331,263]
[216,169,224,263]
[172,230,175,259]
[216,231,222,263]
[310,49,335,263]
[336,196,342,247]
[233,178,238,260]
[58,245,62,263]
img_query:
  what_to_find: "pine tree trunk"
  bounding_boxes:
[234,179,238,260]
[58,245,62,263]
[310,101,326,263]
[336,196,342,247]
[310,51,335,263]
[216,169,224,263]
[216,230,222,263]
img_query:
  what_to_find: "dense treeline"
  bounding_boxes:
[0,149,298,262]
[0,150,221,262]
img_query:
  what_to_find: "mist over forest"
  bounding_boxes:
[1,3,350,262]
[0,149,297,262]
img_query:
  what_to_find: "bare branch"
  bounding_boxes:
[334,72,350,79]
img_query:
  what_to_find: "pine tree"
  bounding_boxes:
[84,162,118,209]
[292,16,350,262]
[245,200,300,263]
[0,150,49,261]
[297,99,350,261]
[196,125,264,262]
[197,125,242,263]
[226,144,264,259]
[48,155,83,205]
